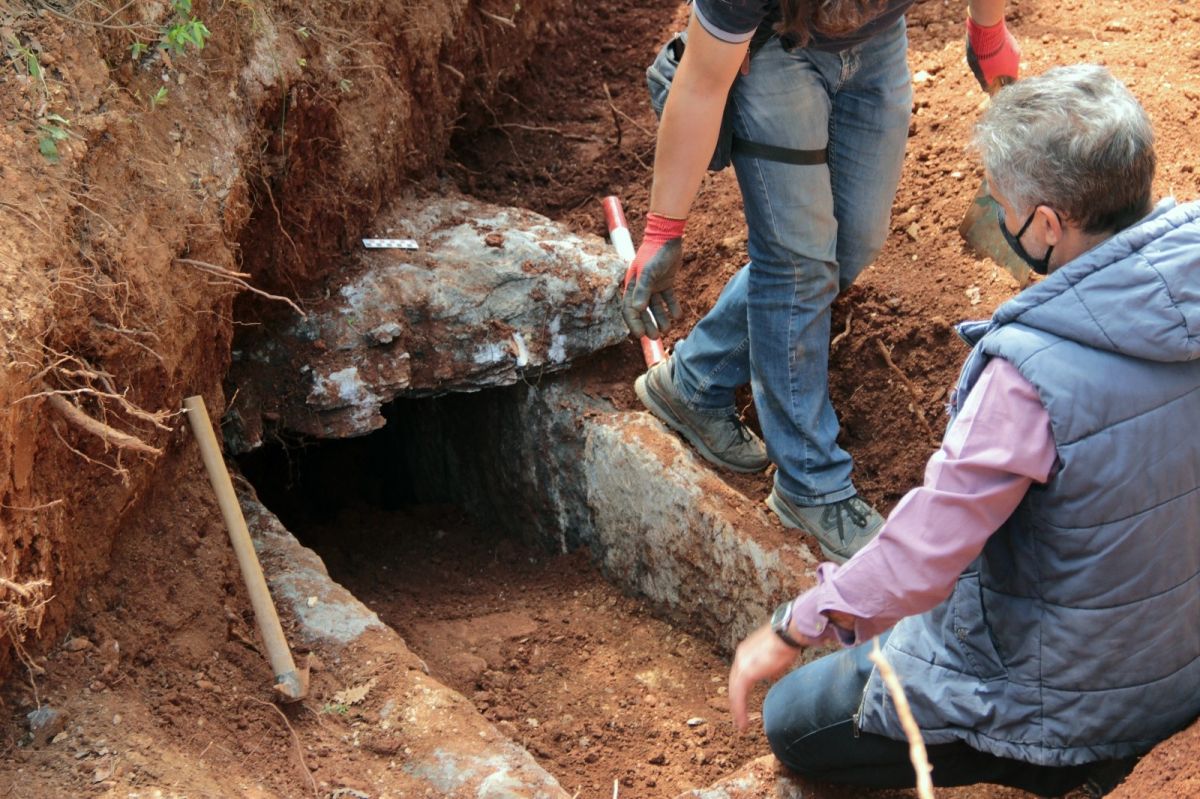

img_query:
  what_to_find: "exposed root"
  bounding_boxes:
[42,386,163,457]
[874,338,938,444]
[1,577,54,707]
[492,122,598,144]
[248,698,319,798]
[869,638,934,799]
[477,8,517,28]
[176,258,306,317]
[830,311,853,352]
[603,82,622,149]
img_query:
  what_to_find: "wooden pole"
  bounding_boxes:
[184,395,307,701]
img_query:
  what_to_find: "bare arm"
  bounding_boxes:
[967,0,1005,26]
[649,14,748,218]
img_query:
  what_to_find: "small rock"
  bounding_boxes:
[694,748,708,765]
[1104,19,1129,32]
[63,637,93,652]
[648,751,668,766]
[365,322,402,346]
[885,297,903,312]
[484,231,505,248]
[27,707,67,747]
[912,70,933,84]
[112,714,122,726]
[643,694,658,707]
[686,717,706,727]
[905,222,921,242]
[965,285,982,305]
[306,595,319,608]
[196,679,217,691]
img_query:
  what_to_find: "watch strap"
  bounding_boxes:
[771,599,803,648]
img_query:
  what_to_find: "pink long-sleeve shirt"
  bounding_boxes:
[788,357,1057,645]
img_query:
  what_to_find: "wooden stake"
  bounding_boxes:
[184,395,308,701]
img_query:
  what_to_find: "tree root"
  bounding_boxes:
[43,387,163,456]
[875,338,938,444]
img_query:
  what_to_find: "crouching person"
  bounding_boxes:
[728,64,1200,797]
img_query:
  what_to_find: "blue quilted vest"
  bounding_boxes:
[856,198,1200,766]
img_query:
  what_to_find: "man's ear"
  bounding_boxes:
[1039,205,1065,246]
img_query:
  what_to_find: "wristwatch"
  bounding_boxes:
[770,599,803,648]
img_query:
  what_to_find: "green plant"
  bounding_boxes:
[321,702,349,715]
[162,0,211,56]
[37,114,70,164]
[130,41,149,61]
[150,85,169,109]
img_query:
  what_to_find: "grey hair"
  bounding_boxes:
[973,64,1156,234]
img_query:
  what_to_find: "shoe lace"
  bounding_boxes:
[821,497,868,545]
[726,414,753,444]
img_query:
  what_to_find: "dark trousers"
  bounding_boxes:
[761,640,1095,797]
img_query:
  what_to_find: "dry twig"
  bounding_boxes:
[869,638,934,799]
[875,338,937,443]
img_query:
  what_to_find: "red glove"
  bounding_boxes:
[621,213,685,340]
[966,17,1020,92]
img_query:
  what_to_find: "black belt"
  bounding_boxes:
[731,137,828,165]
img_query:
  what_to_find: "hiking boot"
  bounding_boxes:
[766,488,884,563]
[634,358,768,473]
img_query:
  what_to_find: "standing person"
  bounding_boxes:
[726,64,1200,795]
[623,0,1020,562]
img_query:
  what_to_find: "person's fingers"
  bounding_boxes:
[640,305,661,340]
[728,659,750,732]
[662,288,682,320]
[650,293,671,335]
[621,287,646,338]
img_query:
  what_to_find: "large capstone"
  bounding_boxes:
[227,193,627,449]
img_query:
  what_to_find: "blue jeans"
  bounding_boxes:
[762,640,1094,796]
[671,21,912,505]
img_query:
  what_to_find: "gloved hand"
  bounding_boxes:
[621,213,685,340]
[966,16,1020,92]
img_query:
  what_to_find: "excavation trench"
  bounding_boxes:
[237,384,793,796]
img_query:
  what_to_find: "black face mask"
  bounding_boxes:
[998,207,1056,275]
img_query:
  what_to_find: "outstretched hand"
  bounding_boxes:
[728,623,806,732]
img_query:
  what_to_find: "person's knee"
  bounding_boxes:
[762,679,821,775]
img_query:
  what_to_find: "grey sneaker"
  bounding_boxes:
[634,358,768,473]
[766,488,884,563]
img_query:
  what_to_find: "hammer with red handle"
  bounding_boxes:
[602,195,666,368]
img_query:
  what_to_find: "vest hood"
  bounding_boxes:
[990,198,1200,363]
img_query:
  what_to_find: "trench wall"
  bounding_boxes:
[0,0,574,677]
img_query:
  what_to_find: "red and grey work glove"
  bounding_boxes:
[621,213,685,340]
[966,16,1020,92]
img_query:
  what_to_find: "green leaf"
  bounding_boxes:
[38,136,59,162]
[25,52,41,79]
